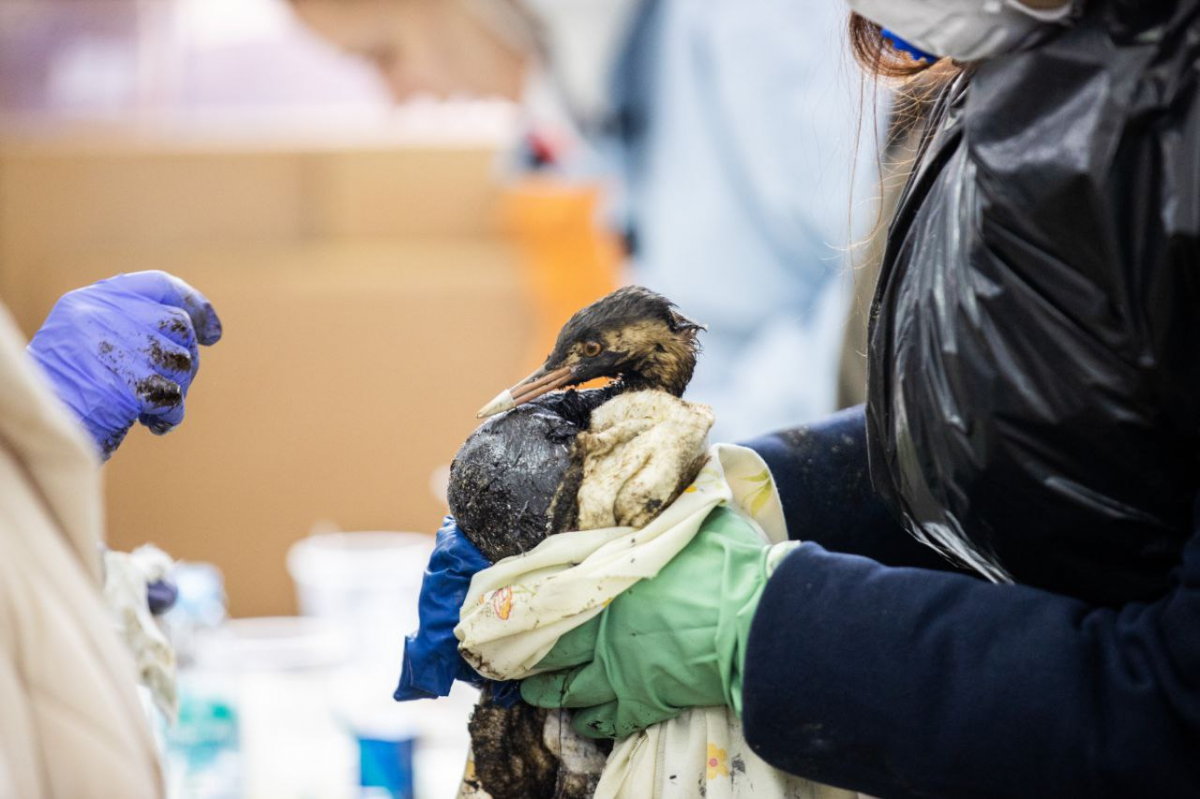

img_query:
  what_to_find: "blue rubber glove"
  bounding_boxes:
[27,271,222,460]
[394,517,520,706]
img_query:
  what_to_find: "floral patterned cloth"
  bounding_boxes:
[600,709,852,799]
[455,444,854,799]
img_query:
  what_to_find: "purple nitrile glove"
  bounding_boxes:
[27,271,223,460]
[147,578,179,616]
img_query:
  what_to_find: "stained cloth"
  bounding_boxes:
[102,545,178,721]
[457,443,850,799]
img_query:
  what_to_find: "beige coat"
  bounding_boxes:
[0,302,162,799]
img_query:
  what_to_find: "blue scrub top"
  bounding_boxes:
[591,0,875,437]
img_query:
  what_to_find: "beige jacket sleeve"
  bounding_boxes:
[0,302,162,799]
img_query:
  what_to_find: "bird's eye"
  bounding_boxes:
[583,341,602,357]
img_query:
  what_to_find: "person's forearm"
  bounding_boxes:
[742,541,1200,798]
[743,405,957,572]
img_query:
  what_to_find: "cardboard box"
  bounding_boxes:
[0,136,535,616]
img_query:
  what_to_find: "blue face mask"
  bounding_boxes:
[880,30,939,65]
[852,0,1077,62]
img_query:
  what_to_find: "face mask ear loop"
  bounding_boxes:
[1006,0,1079,23]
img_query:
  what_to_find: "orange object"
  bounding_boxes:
[500,178,624,371]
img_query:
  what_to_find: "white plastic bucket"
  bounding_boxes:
[182,617,355,799]
[286,532,434,671]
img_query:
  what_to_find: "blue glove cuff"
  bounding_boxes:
[394,517,520,707]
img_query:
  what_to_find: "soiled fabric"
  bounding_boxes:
[0,302,161,799]
[575,391,714,530]
[457,445,848,799]
[102,545,177,722]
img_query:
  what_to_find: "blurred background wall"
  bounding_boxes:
[0,0,618,618]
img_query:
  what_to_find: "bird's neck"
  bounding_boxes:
[618,351,695,397]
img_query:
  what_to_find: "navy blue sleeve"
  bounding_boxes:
[743,406,957,572]
[741,528,1200,797]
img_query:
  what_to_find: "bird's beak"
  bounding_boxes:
[476,365,575,419]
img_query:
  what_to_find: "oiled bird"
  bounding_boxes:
[447,286,708,799]
[450,285,705,562]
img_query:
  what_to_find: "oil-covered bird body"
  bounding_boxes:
[449,387,613,563]
[447,286,706,799]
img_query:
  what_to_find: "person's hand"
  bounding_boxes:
[26,271,222,460]
[395,517,519,705]
[521,506,799,739]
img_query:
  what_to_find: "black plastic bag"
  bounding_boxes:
[866,0,1200,606]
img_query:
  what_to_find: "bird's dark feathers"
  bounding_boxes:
[550,286,702,355]
[543,286,704,398]
[567,286,699,332]
[448,388,615,562]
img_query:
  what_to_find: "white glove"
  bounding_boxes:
[850,0,1077,62]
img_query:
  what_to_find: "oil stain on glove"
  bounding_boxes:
[27,271,222,459]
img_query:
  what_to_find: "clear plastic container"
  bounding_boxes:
[163,563,240,799]
[174,617,356,799]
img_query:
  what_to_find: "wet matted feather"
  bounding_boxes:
[448,389,612,563]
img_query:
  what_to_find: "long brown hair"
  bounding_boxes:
[849,12,941,79]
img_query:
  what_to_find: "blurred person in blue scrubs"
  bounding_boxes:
[291,0,871,439]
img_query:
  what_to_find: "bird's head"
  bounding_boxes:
[477,286,705,418]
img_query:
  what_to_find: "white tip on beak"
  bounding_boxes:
[475,365,576,419]
[476,389,516,419]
